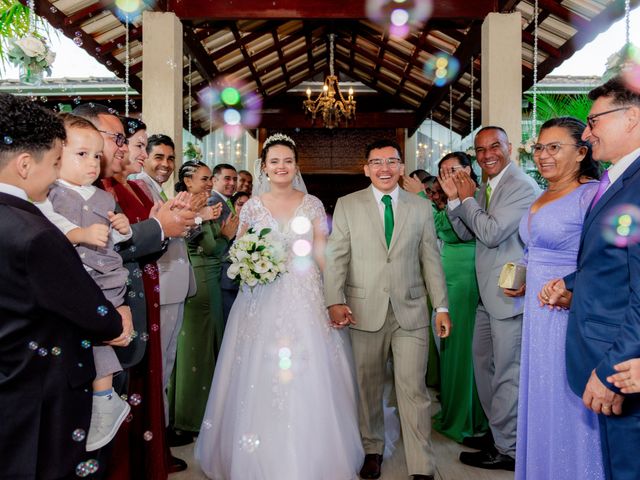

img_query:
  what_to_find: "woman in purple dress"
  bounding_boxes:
[507,117,604,479]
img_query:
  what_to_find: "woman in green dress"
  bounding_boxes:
[431,152,488,442]
[169,161,237,434]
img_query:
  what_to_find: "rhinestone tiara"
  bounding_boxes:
[263,132,295,148]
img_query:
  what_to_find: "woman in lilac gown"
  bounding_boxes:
[509,117,604,479]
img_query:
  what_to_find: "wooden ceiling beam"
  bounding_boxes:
[536,0,589,31]
[63,2,106,26]
[230,23,267,96]
[272,30,290,88]
[261,59,323,93]
[97,28,143,56]
[334,36,430,91]
[183,24,218,85]
[166,0,498,21]
[334,51,422,107]
[410,22,482,135]
[208,21,279,62]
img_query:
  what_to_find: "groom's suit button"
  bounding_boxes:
[386,258,391,263]
[383,287,389,292]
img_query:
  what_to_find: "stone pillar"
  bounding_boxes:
[142,11,183,196]
[481,12,522,163]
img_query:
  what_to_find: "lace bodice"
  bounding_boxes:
[238,194,328,252]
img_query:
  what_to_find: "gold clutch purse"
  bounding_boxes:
[498,262,526,289]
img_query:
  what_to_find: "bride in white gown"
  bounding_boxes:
[195,133,364,479]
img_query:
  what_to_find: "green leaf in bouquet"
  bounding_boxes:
[256,245,266,251]
[259,228,271,237]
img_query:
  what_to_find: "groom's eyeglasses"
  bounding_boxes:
[368,157,402,168]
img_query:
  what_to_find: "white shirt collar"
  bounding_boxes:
[607,146,640,185]
[371,184,400,204]
[57,179,96,200]
[487,162,511,190]
[0,182,28,200]
[212,188,229,202]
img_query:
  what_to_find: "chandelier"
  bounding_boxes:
[303,34,356,128]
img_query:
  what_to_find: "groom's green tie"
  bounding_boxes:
[381,194,394,248]
[159,190,168,202]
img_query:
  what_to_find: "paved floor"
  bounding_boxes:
[170,391,514,480]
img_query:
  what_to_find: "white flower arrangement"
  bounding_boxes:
[7,35,55,77]
[518,137,537,155]
[227,227,287,289]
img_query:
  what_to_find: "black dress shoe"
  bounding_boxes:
[360,453,383,479]
[459,449,515,471]
[167,428,195,447]
[168,455,188,473]
[412,475,435,480]
[461,431,494,450]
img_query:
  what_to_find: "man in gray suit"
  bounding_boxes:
[209,163,239,323]
[443,126,539,471]
[325,139,450,480]
[134,134,196,429]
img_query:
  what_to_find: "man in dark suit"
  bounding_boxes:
[208,163,239,323]
[545,76,640,480]
[0,94,124,479]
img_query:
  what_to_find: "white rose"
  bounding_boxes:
[245,276,258,287]
[235,249,249,262]
[227,263,240,279]
[16,37,46,58]
[251,251,261,262]
[263,270,276,282]
[254,259,273,274]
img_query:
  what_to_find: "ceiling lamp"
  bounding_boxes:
[303,34,356,128]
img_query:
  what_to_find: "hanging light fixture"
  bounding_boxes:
[303,34,356,128]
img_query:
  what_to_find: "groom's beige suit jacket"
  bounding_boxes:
[324,186,447,330]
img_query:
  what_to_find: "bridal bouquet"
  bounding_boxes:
[227,228,287,289]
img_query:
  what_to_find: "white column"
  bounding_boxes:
[404,130,417,173]
[142,11,183,196]
[481,12,522,163]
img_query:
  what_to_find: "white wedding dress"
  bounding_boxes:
[195,194,363,480]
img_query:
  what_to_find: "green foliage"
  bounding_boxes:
[523,93,593,139]
[0,0,31,69]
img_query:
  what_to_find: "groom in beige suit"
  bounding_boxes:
[324,139,450,480]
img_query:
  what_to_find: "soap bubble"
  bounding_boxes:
[366,0,433,38]
[424,53,460,87]
[602,204,640,247]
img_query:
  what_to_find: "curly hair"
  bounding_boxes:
[0,94,66,169]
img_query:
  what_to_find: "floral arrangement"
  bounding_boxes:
[183,141,203,161]
[518,137,536,156]
[227,227,287,289]
[7,34,55,79]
